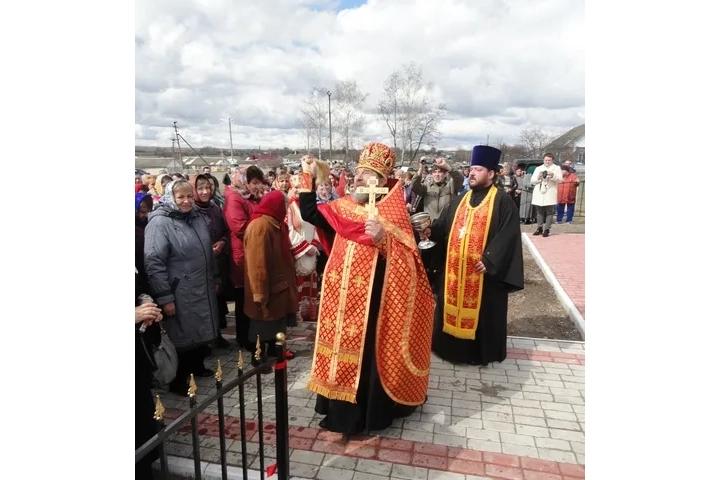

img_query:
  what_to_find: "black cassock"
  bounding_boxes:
[428,185,524,365]
[299,192,417,436]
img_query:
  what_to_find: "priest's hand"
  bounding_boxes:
[301,156,317,176]
[365,219,385,244]
[475,261,487,274]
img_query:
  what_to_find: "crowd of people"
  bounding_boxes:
[134,142,536,478]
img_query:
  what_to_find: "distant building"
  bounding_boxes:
[545,124,585,165]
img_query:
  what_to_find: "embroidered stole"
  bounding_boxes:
[442,186,497,340]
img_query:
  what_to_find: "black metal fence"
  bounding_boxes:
[135,333,291,480]
[516,179,585,221]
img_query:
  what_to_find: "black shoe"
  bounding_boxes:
[215,336,231,348]
[542,229,550,237]
[533,227,543,235]
[251,357,273,375]
[200,345,212,358]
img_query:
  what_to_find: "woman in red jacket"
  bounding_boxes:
[223,166,266,351]
[556,165,579,223]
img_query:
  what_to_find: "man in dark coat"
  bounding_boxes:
[421,145,524,366]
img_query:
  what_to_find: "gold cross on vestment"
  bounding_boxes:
[355,177,388,219]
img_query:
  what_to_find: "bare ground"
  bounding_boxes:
[507,243,583,341]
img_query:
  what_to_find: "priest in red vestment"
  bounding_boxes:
[297,143,435,436]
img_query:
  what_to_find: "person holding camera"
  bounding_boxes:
[530,153,563,237]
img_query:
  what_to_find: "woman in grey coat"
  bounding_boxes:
[144,180,220,395]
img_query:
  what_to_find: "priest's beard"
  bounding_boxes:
[351,191,383,204]
[471,180,493,191]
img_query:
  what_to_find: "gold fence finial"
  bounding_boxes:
[188,374,197,398]
[276,332,286,344]
[254,335,262,361]
[238,351,244,370]
[215,359,223,382]
[153,395,165,421]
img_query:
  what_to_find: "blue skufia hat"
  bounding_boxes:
[470,145,502,171]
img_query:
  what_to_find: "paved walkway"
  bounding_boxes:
[156,322,585,480]
[524,234,585,319]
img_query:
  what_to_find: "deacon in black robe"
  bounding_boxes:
[299,191,417,436]
[427,184,524,365]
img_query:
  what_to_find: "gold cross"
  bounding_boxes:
[326,271,340,283]
[348,324,358,337]
[352,276,367,287]
[355,177,388,219]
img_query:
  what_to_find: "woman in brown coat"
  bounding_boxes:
[243,190,298,363]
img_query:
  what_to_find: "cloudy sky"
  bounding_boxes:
[135,0,584,150]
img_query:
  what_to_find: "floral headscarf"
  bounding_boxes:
[160,179,194,213]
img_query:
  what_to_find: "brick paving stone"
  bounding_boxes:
[155,325,585,479]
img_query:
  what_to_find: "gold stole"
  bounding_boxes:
[442,186,497,340]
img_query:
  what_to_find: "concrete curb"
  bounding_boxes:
[154,455,309,480]
[522,233,585,340]
[508,335,585,346]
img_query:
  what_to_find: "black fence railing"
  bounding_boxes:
[135,333,291,480]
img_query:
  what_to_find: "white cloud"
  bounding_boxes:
[135,0,584,150]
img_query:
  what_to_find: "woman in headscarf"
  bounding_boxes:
[207,174,225,208]
[144,179,221,395]
[243,190,298,364]
[191,174,230,348]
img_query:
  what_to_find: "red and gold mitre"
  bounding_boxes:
[357,142,396,178]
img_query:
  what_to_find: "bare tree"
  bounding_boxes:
[378,62,447,166]
[517,126,551,158]
[299,87,329,159]
[334,80,368,163]
[297,116,314,153]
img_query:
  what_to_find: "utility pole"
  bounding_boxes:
[173,121,182,172]
[327,91,332,163]
[171,138,177,172]
[228,118,235,165]
[486,134,490,146]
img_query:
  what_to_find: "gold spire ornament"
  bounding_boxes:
[254,335,262,361]
[153,395,165,421]
[238,351,244,370]
[188,374,197,398]
[215,359,223,382]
